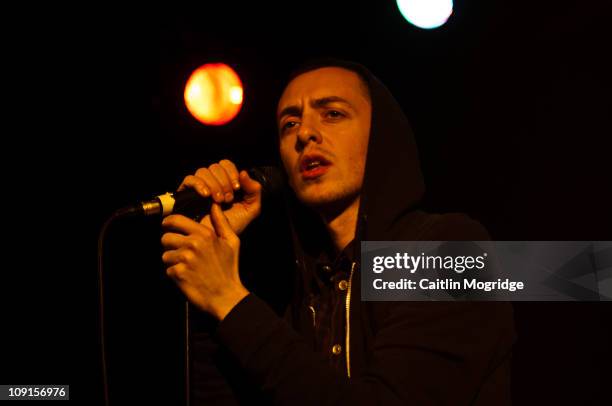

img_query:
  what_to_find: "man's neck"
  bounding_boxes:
[320,196,360,253]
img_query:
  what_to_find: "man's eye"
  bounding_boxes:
[282,121,298,131]
[326,110,344,118]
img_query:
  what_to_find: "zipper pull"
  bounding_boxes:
[308,305,316,327]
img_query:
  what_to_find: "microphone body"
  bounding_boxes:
[118,166,283,221]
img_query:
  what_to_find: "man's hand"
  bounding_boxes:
[178,159,262,235]
[161,203,249,320]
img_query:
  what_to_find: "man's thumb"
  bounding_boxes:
[210,203,237,241]
[240,170,262,198]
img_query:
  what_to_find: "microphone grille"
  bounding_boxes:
[248,166,285,200]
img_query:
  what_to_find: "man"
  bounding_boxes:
[161,60,515,405]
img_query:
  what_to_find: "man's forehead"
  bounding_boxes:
[277,67,366,111]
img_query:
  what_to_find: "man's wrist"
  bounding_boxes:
[211,286,250,321]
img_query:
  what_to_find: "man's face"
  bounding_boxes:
[277,67,372,210]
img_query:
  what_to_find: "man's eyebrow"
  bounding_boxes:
[277,96,355,122]
[277,105,302,122]
[311,96,354,110]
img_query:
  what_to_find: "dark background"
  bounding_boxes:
[3,0,611,404]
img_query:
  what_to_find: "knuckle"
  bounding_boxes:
[188,238,203,251]
[181,250,195,263]
[199,226,214,239]
[167,264,186,279]
[204,228,218,241]
[195,168,209,178]
[220,159,237,172]
[187,175,202,185]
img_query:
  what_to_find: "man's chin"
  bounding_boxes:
[295,186,359,213]
[295,183,335,204]
[299,194,339,208]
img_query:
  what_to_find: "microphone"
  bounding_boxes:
[116,166,284,221]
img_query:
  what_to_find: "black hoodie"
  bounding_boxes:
[193,60,516,405]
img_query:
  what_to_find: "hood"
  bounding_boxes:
[282,59,425,266]
[356,63,425,241]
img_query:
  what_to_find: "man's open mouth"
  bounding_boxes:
[300,154,331,179]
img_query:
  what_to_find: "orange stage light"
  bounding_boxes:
[184,63,243,126]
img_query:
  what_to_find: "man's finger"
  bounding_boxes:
[210,163,234,202]
[162,249,182,265]
[161,232,189,250]
[178,175,211,197]
[219,160,240,190]
[210,203,236,240]
[195,168,225,203]
[166,263,188,280]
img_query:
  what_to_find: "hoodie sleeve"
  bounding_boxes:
[213,213,515,405]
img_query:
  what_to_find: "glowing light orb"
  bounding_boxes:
[396,0,453,30]
[184,63,243,125]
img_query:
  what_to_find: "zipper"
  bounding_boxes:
[308,305,316,327]
[345,261,357,378]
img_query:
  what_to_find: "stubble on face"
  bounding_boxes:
[277,67,372,215]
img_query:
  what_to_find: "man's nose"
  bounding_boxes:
[296,120,322,146]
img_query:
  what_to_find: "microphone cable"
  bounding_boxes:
[97,166,283,405]
[97,207,138,406]
[98,208,191,406]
